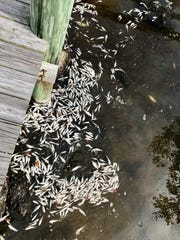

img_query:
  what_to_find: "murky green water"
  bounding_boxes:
[1,0,180,239]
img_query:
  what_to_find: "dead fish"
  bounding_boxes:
[76,21,88,27]
[0,214,9,223]
[75,225,86,235]
[148,95,156,103]
[38,216,43,226]
[8,223,18,232]
[72,166,82,172]
[49,219,60,224]
[25,224,37,231]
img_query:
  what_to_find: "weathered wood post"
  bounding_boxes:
[30,0,74,103]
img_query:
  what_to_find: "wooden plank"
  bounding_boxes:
[0,0,29,25]
[0,0,48,186]
[0,16,46,53]
[0,66,36,100]
[0,93,29,124]
[0,120,20,154]
[0,152,11,185]
[0,39,44,76]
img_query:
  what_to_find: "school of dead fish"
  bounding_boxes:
[3,0,174,234]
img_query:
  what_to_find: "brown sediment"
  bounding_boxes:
[6,173,32,218]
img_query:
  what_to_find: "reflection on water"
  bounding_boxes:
[149,117,180,225]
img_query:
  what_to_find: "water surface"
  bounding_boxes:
[1,0,180,239]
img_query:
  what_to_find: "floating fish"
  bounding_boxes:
[148,95,157,103]
[75,225,86,235]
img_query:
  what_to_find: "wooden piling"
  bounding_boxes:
[30,0,74,103]
[30,0,74,65]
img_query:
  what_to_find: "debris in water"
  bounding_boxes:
[172,62,176,70]
[143,114,147,121]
